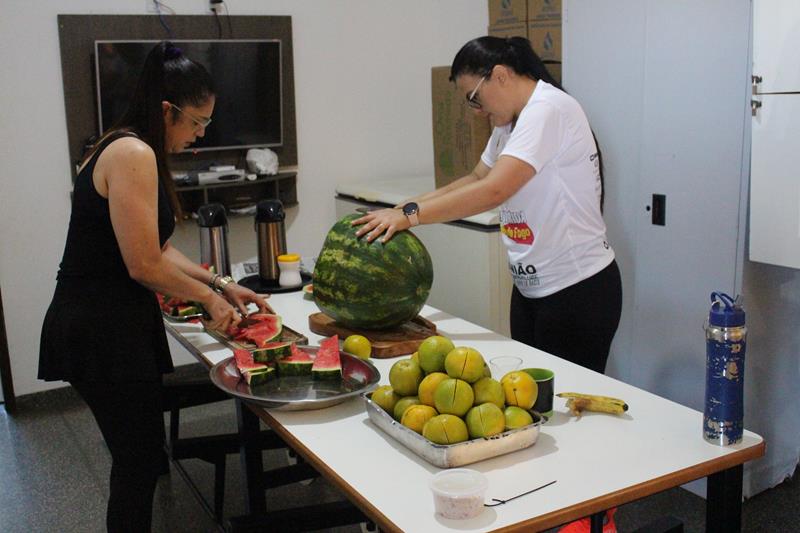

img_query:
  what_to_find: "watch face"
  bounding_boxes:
[403,202,419,216]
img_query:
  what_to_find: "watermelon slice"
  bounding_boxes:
[276,345,313,376]
[176,304,201,317]
[245,366,276,387]
[312,335,342,381]
[233,349,268,375]
[233,314,283,347]
[253,341,293,363]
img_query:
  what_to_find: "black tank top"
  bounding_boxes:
[58,132,175,282]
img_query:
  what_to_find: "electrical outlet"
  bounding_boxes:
[145,0,160,14]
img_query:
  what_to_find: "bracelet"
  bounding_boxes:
[217,275,235,291]
[208,273,221,290]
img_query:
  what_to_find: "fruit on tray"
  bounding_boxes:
[401,404,437,434]
[369,335,544,446]
[422,414,469,445]
[312,335,342,380]
[276,344,313,376]
[444,347,486,384]
[393,396,421,421]
[465,402,505,438]
[312,213,434,330]
[233,348,273,387]
[557,392,629,418]
[501,371,538,409]
[229,314,283,348]
[252,341,293,363]
[389,359,424,396]
[434,378,475,417]
[157,293,203,317]
[418,336,455,374]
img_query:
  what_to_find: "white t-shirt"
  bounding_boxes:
[481,81,615,298]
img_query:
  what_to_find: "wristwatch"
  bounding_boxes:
[402,202,420,227]
[216,275,235,291]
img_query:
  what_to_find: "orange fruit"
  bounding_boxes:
[393,396,421,421]
[422,414,469,445]
[465,403,506,438]
[389,358,424,396]
[418,336,455,374]
[433,378,474,417]
[503,406,534,430]
[500,371,538,409]
[418,372,449,406]
[371,385,400,414]
[444,347,486,383]
[401,404,438,434]
[472,377,505,409]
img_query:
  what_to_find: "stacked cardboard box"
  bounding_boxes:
[487,0,562,84]
[431,66,493,189]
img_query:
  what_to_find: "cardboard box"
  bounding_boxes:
[544,61,562,85]
[528,21,562,62]
[431,66,492,188]
[488,0,528,27]
[488,23,528,39]
[527,0,562,23]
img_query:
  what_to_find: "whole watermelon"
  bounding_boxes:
[313,213,434,330]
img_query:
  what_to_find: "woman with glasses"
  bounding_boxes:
[39,41,268,532]
[354,36,622,378]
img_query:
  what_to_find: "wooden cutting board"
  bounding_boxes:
[308,312,437,358]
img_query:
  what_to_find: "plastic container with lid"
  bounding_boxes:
[277,253,302,287]
[429,468,488,520]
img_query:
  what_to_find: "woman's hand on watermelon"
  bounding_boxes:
[352,208,409,243]
[222,282,273,315]
[202,292,242,332]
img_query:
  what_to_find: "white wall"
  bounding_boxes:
[0,0,487,397]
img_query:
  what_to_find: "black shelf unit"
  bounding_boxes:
[175,171,297,217]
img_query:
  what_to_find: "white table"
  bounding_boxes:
[165,291,764,532]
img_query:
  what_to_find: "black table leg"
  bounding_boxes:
[590,511,605,533]
[236,400,266,515]
[706,464,743,533]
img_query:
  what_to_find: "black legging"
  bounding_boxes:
[510,260,622,374]
[71,380,166,533]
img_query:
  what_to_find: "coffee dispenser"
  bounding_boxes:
[197,203,231,276]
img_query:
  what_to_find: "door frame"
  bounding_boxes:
[0,285,16,413]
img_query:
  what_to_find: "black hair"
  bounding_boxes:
[450,36,605,212]
[88,41,215,218]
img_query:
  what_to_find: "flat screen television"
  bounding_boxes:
[94,39,283,152]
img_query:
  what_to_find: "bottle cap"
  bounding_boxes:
[708,292,745,327]
[196,203,228,227]
[255,199,285,223]
[277,254,301,263]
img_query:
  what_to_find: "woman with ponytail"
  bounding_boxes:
[39,42,268,532]
[354,36,622,377]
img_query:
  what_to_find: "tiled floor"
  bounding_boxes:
[1,365,796,532]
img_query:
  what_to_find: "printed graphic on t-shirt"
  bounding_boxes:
[500,208,534,245]
[509,261,540,287]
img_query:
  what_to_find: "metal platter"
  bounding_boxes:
[209,346,381,411]
[364,393,543,468]
[162,310,203,323]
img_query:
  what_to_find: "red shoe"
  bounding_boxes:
[558,508,617,533]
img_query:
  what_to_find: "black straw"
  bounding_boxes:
[484,480,557,507]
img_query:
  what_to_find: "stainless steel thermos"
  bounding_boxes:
[255,199,287,282]
[197,203,231,276]
[703,292,747,445]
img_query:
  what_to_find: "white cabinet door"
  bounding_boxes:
[750,94,800,267]
[753,0,800,93]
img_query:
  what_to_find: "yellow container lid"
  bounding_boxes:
[277,253,301,262]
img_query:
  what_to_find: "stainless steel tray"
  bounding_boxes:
[209,346,381,411]
[162,310,203,322]
[364,393,542,468]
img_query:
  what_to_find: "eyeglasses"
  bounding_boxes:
[169,103,212,129]
[466,76,488,109]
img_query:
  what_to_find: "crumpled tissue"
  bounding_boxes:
[246,148,279,175]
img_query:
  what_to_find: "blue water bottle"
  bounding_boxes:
[703,292,747,445]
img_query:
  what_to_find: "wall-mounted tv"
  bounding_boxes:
[94,39,283,152]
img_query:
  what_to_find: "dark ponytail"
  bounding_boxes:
[450,36,605,212]
[88,41,215,219]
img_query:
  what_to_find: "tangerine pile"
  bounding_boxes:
[371,335,538,445]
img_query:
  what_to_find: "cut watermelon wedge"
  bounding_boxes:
[233,349,268,375]
[253,341,293,363]
[312,335,342,380]
[276,347,314,376]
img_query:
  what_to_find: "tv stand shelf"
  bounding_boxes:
[175,171,297,218]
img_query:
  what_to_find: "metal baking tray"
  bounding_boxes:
[363,393,543,468]
[209,346,381,411]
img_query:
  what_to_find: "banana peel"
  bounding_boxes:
[557,392,629,419]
